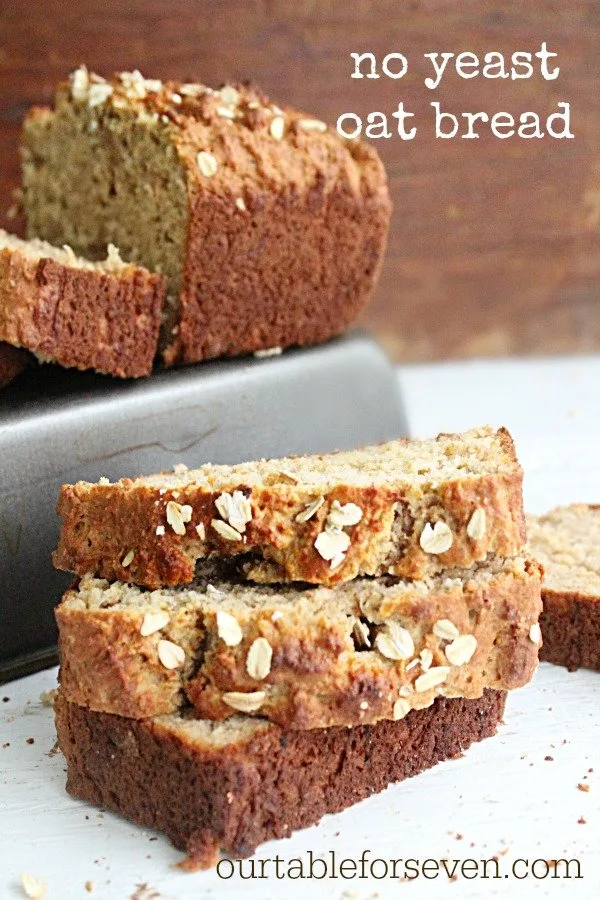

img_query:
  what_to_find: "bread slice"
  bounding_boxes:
[0,230,166,378]
[528,504,600,671]
[53,426,526,588]
[56,555,541,727]
[55,688,506,869]
[22,68,391,365]
[0,341,29,387]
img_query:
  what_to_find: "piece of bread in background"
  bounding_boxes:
[0,230,166,378]
[528,504,600,672]
[22,68,391,366]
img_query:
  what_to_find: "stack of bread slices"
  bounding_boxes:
[0,67,391,383]
[53,425,543,868]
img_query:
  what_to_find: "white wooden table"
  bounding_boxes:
[2,356,599,900]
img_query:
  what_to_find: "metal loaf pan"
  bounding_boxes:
[0,332,406,681]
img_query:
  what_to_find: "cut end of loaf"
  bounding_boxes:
[22,78,188,359]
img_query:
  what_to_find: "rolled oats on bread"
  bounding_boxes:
[54,426,527,587]
[56,554,541,728]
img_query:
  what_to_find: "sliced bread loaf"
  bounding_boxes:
[55,689,506,869]
[528,504,600,671]
[0,230,166,378]
[56,555,541,727]
[54,426,526,587]
[22,68,391,365]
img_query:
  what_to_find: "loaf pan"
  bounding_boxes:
[0,332,406,681]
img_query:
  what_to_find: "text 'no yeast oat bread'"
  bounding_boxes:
[54,427,527,588]
[0,230,166,378]
[56,555,541,728]
[22,68,391,365]
[55,689,506,869]
[528,504,600,672]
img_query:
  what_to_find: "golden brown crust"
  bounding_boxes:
[173,93,391,364]
[0,243,166,378]
[56,558,541,728]
[55,689,506,869]
[53,428,526,588]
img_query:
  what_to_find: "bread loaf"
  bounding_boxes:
[22,68,391,365]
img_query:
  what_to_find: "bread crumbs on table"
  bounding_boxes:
[544,755,554,761]
[578,817,587,824]
[577,783,590,792]
[130,884,161,900]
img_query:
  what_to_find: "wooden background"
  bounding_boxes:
[1,0,599,362]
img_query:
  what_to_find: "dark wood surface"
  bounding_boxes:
[1,0,599,362]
